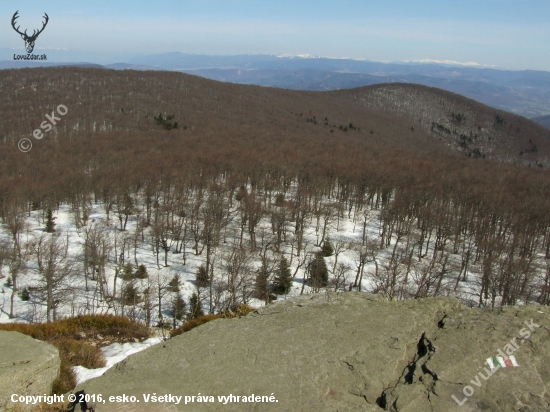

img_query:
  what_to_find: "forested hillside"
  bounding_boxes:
[1,68,550,327]
[343,83,550,164]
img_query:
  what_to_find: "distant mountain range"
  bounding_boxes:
[4,67,549,168]
[1,52,550,121]
[532,115,550,129]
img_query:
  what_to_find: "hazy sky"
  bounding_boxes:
[1,0,549,70]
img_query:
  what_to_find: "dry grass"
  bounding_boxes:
[170,305,255,338]
[0,314,150,341]
[0,314,150,395]
[35,405,66,412]
[11,402,66,411]
[223,304,256,318]
[49,338,107,394]
[170,314,221,338]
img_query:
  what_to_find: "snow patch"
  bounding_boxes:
[74,337,163,384]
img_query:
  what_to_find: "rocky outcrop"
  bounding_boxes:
[0,331,60,411]
[76,293,550,411]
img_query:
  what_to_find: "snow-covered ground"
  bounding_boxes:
[73,336,163,384]
[1,185,524,331]
[0,200,380,325]
[2,187,547,378]
[0,197,379,376]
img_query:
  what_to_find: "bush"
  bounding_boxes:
[309,252,329,288]
[321,238,334,257]
[20,287,30,301]
[223,304,256,318]
[195,265,209,288]
[156,320,172,329]
[135,264,148,279]
[170,314,220,338]
[121,262,134,281]
[170,305,255,338]
[0,314,149,342]
[51,338,106,394]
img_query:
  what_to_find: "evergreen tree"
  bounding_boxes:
[273,257,292,295]
[122,281,139,305]
[195,265,209,288]
[122,262,134,280]
[20,287,30,301]
[119,193,134,230]
[168,274,181,292]
[309,252,329,288]
[187,292,204,320]
[255,269,270,301]
[45,209,56,233]
[321,238,334,257]
[135,264,148,279]
[274,193,285,206]
[171,292,187,328]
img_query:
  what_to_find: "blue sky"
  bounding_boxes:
[1,0,549,70]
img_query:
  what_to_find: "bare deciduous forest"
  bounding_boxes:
[1,67,550,326]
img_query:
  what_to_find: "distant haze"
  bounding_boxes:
[2,53,550,119]
[0,0,549,71]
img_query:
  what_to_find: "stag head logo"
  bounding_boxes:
[11,11,49,54]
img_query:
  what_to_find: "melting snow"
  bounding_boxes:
[73,337,163,384]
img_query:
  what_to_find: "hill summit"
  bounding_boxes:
[2,68,549,166]
[77,293,549,412]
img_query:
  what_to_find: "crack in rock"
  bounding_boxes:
[342,360,354,371]
[376,331,439,409]
[437,314,447,329]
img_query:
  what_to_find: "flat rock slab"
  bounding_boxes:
[0,331,60,411]
[76,293,550,412]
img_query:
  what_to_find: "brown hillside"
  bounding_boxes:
[2,68,550,310]
[1,67,550,223]
[1,68,548,166]
[332,83,550,164]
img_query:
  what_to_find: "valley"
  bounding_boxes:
[1,68,549,327]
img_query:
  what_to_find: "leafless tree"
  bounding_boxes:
[330,262,351,294]
[82,223,111,295]
[221,240,252,310]
[32,233,76,322]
